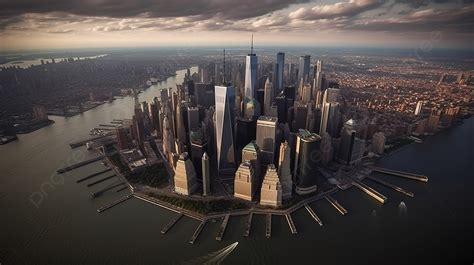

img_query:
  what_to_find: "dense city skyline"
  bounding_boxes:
[1,0,473,50]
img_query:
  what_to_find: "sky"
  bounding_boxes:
[0,0,473,51]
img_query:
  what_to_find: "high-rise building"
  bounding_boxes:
[320,132,333,165]
[338,119,366,165]
[244,38,257,100]
[174,152,199,195]
[371,132,385,155]
[149,101,161,133]
[202,152,210,196]
[275,52,285,93]
[215,85,236,175]
[263,77,273,115]
[278,141,293,199]
[415,100,424,116]
[298,55,310,83]
[190,130,207,179]
[260,164,282,207]
[322,88,341,104]
[256,116,278,165]
[294,130,321,195]
[162,115,176,164]
[275,91,287,124]
[320,102,340,138]
[116,126,129,151]
[187,106,200,131]
[234,161,256,201]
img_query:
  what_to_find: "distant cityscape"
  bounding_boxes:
[15,40,468,229]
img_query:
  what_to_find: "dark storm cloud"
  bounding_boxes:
[0,0,310,20]
[393,0,450,8]
[289,0,385,20]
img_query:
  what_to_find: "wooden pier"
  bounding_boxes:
[304,204,323,226]
[285,214,297,234]
[324,194,348,215]
[352,179,387,204]
[243,213,253,237]
[76,168,111,183]
[90,182,125,198]
[265,214,272,238]
[86,174,116,187]
[372,167,428,182]
[189,220,207,244]
[161,213,183,234]
[216,214,230,241]
[97,194,133,213]
[57,155,105,174]
[367,176,414,197]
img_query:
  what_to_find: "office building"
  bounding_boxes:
[215,85,236,175]
[234,161,256,201]
[298,55,310,83]
[322,88,341,104]
[202,152,210,196]
[244,38,257,100]
[371,132,385,155]
[116,126,129,151]
[263,77,273,115]
[260,164,282,207]
[174,152,199,195]
[256,116,278,165]
[338,119,366,165]
[276,52,285,93]
[320,132,333,165]
[320,102,340,138]
[278,141,293,199]
[415,100,424,116]
[294,130,321,195]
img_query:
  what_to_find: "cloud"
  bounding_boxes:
[0,0,309,21]
[289,0,384,20]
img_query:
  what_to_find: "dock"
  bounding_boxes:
[76,168,112,183]
[324,194,348,215]
[216,214,230,241]
[304,204,323,226]
[367,176,414,197]
[161,213,183,234]
[352,179,387,204]
[189,220,207,244]
[86,174,116,187]
[265,214,272,238]
[57,155,105,174]
[99,124,117,128]
[372,167,428,182]
[243,213,253,237]
[90,182,125,198]
[285,214,297,234]
[69,135,114,148]
[97,194,133,213]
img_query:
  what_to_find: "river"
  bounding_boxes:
[0,67,472,265]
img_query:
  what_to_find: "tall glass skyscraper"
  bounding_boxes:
[294,129,321,195]
[298,55,310,83]
[245,53,257,100]
[215,85,236,175]
[276,52,285,93]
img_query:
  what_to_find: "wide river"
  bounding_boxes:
[0,67,473,265]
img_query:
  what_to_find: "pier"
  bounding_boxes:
[367,176,414,197]
[265,214,272,238]
[352,179,387,204]
[57,155,105,174]
[189,220,207,244]
[86,174,116,187]
[372,167,428,182]
[90,182,125,198]
[304,204,323,226]
[99,124,117,128]
[161,213,183,234]
[243,213,253,237]
[97,194,133,213]
[324,194,348,215]
[76,168,111,183]
[69,135,114,148]
[285,214,297,235]
[216,214,230,241]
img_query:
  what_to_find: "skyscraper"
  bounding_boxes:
[263,77,273,115]
[260,164,282,207]
[202,152,210,196]
[174,152,199,195]
[320,102,340,138]
[322,88,341,104]
[338,119,366,165]
[298,55,310,83]
[294,130,321,195]
[234,161,256,201]
[244,36,257,100]
[415,100,424,116]
[371,132,385,155]
[278,141,293,199]
[256,116,278,165]
[276,52,285,93]
[320,132,333,165]
[116,126,129,151]
[215,84,236,175]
